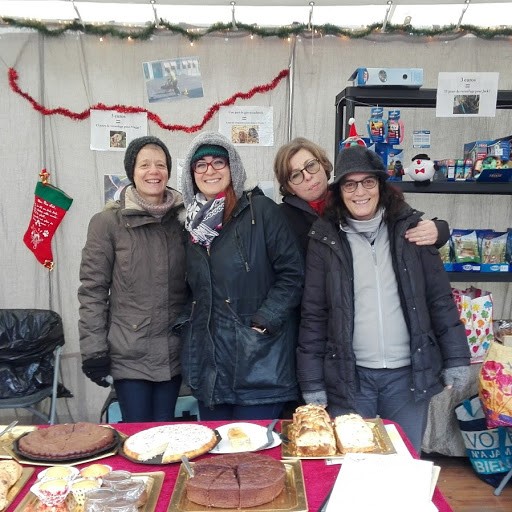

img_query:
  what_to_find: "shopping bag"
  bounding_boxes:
[455,395,512,488]
[479,341,512,428]
[452,286,493,361]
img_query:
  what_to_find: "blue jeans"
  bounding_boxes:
[114,375,182,422]
[352,365,429,454]
[198,402,286,421]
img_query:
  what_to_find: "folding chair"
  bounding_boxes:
[0,309,68,424]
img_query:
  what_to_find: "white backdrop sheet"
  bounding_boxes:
[0,32,510,423]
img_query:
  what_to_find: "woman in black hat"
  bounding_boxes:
[78,136,188,422]
[297,145,471,453]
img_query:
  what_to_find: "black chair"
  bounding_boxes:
[0,309,68,424]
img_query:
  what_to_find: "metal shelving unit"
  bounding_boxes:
[334,86,512,284]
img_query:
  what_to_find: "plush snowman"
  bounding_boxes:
[405,154,436,181]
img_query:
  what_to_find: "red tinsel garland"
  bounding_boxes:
[8,67,289,133]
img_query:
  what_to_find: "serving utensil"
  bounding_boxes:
[0,420,18,438]
[181,455,195,477]
[256,418,279,451]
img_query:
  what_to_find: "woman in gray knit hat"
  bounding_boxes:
[180,131,304,421]
[78,136,188,422]
[297,145,471,453]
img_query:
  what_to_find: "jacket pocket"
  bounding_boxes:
[233,319,294,391]
[108,314,151,360]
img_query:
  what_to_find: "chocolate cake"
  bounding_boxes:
[186,453,286,508]
[17,422,116,460]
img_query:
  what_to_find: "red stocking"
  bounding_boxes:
[23,177,73,270]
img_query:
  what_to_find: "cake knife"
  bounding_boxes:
[256,418,279,450]
[0,420,18,438]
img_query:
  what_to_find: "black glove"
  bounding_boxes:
[82,356,111,388]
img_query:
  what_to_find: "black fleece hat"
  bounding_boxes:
[124,136,172,185]
[331,146,388,188]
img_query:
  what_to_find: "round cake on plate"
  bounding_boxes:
[17,423,116,461]
[123,424,218,463]
[186,452,286,508]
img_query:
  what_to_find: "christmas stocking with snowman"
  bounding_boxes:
[23,172,73,270]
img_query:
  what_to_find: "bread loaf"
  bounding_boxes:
[334,413,376,453]
[288,404,336,456]
[0,460,23,511]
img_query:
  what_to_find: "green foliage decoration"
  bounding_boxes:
[1,16,511,42]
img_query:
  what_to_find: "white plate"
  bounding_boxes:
[210,422,282,454]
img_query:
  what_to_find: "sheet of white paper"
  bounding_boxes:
[326,453,437,512]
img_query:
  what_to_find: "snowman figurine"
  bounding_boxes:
[405,154,436,182]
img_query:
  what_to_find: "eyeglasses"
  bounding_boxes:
[288,159,321,185]
[341,176,379,193]
[193,158,228,174]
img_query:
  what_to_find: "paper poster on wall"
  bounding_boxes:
[142,57,204,103]
[104,174,131,204]
[436,72,499,117]
[219,106,274,146]
[91,111,147,151]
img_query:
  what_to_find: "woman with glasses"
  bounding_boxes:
[297,145,471,453]
[273,137,448,256]
[180,131,304,421]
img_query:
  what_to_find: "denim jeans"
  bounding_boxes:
[114,374,182,422]
[352,365,429,454]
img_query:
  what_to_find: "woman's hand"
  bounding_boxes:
[404,219,438,246]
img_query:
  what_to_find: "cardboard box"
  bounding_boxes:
[349,68,423,88]
[463,140,492,162]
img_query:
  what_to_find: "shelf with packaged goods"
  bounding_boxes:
[334,86,512,285]
[334,87,512,157]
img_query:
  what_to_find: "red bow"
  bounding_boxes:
[415,168,426,174]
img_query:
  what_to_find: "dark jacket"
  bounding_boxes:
[78,186,188,381]
[181,189,304,407]
[280,194,450,257]
[297,205,469,413]
[279,195,318,256]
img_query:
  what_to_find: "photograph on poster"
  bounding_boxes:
[104,174,131,204]
[453,95,480,115]
[142,56,204,103]
[231,125,260,144]
[109,131,127,148]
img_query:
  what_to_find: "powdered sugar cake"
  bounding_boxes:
[123,424,218,463]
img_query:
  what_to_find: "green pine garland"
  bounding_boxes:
[1,16,511,42]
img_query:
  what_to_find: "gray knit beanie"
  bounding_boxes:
[124,136,172,185]
[331,146,388,188]
[181,132,247,208]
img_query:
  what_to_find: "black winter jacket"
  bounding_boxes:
[297,205,469,413]
[181,189,304,408]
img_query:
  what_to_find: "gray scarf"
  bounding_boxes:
[342,207,385,243]
[131,187,176,218]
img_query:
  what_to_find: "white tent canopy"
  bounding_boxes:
[0,0,509,27]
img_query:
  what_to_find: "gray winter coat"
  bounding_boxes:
[78,186,188,381]
[298,205,470,412]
